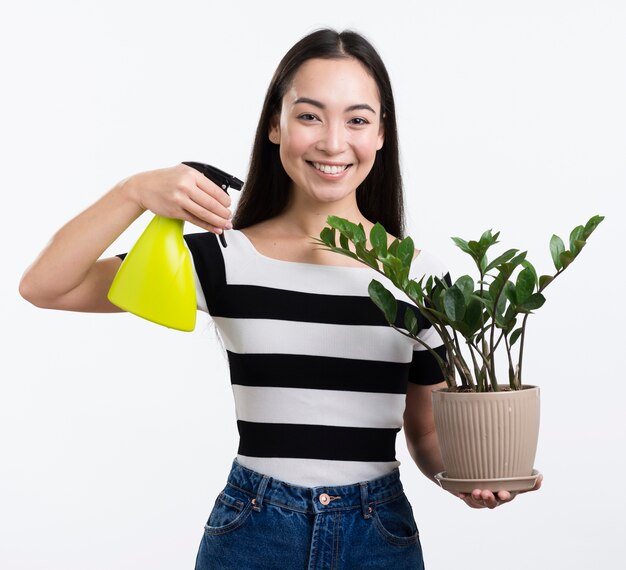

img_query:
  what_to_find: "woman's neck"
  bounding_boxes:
[269,193,370,239]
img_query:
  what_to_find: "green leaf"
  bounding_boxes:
[354,223,367,246]
[327,216,356,238]
[560,250,575,269]
[484,248,519,273]
[495,287,508,325]
[425,275,434,296]
[355,244,379,270]
[488,273,506,303]
[550,234,565,270]
[443,286,466,321]
[571,240,587,256]
[468,240,482,257]
[569,225,585,255]
[454,276,474,304]
[319,227,336,247]
[521,260,538,289]
[509,327,523,346]
[397,236,415,269]
[508,251,528,268]
[504,281,517,305]
[404,308,418,335]
[431,283,445,314]
[433,276,450,293]
[370,223,387,257]
[518,292,546,312]
[479,229,496,246]
[503,309,517,331]
[339,232,349,251]
[368,280,397,324]
[479,255,488,274]
[451,237,473,255]
[478,229,500,252]
[464,298,483,334]
[516,266,536,304]
[382,262,397,282]
[406,280,424,304]
[583,215,605,239]
[380,256,403,286]
[388,238,400,257]
[539,274,554,290]
[396,266,410,289]
[474,293,492,312]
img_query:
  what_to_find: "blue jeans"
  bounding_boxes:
[194,459,424,569]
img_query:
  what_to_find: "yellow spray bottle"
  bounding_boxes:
[107,162,243,331]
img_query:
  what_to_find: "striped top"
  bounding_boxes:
[176,229,449,487]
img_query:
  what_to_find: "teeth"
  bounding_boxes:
[313,162,348,175]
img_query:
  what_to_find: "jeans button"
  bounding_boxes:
[319,493,330,505]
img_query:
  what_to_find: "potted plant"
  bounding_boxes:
[314,214,603,492]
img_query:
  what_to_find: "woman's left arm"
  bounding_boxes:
[403,381,446,484]
[403,382,542,509]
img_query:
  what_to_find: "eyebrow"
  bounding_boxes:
[293,97,377,114]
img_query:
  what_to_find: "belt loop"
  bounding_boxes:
[359,482,372,519]
[252,475,270,512]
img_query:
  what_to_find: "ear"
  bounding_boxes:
[376,113,385,151]
[268,116,281,145]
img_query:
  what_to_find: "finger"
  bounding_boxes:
[188,185,233,221]
[475,489,499,509]
[181,197,232,229]
[496,490,512,502]
[181,208,225,235]
[193,171,233,208]
[466,490,487,509]
[458,493,483,509]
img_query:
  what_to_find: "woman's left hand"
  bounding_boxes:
[458,474,543,509]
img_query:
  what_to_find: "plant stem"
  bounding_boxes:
[390,324,455,388]
[452,329,475,388]
[504,333,517,390]
[467,343,484,392]
[492,330,505,352]
[478,281,491,391]
[516,313,530,387]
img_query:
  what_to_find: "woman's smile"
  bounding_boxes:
[308,161,352,177]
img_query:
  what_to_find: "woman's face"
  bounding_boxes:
[270,57,384,207]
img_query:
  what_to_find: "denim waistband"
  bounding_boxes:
[225,459,405,518]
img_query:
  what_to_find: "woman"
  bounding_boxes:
[20,28,539,569]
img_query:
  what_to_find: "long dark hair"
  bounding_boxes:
[232,29,405,238]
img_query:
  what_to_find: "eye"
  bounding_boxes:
[349,117,370,126]
[298,113,319,122]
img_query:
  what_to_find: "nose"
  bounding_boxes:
[316,121,347,155]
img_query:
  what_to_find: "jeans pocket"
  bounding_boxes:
[204,485,254,537]
[372,493,420,546]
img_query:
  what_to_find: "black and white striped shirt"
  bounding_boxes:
[179,229,448,487]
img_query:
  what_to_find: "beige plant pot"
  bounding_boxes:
[432,385,541,493]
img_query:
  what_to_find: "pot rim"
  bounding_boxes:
[433,384,539,395]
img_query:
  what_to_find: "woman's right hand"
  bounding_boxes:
[129,164,233,235]
[20,162,234,312]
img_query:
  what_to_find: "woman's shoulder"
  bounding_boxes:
[409,248,449,281]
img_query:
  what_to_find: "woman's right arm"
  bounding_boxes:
[18,164,232,313]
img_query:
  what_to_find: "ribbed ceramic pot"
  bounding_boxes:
[432,385,540,480]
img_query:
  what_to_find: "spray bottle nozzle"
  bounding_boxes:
[182,161,244,191]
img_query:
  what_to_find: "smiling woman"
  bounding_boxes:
[18,27,535,570]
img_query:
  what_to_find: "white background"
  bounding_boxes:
[2,1,624,568]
